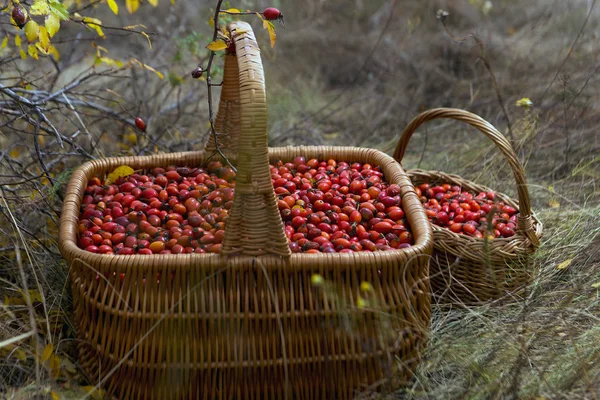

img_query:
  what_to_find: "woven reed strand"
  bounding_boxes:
[57,20,434,400]
[394,108,543,303]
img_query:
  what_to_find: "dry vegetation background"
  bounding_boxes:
[1,0,600,398]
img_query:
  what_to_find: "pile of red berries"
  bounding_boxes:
[274,157,413,253]
[76,158,415,255]
[78,162,234,255]
[416,183,519,238]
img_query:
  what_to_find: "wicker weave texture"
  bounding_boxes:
[58,21,434,399]
[394,108,542,303]
[60,148,433,399]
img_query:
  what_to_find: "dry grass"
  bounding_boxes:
[1,0,599,398]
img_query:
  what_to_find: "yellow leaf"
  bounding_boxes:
[31,0,51,15]
[41,343,54,363]
[206,40,227,51]
[142,63,164,79]
[125,131,137,145]
[310,274,324,287]
[48,44,60,60]
[107,0,118,15]
[98,56,123,68]
[51,391,60,400]
[83,17,105,38]
[26,289,44,302]
[46,13,60,38]
[48,354,61,378]
[356,296,368,308]
[1,36,8,49]
[15,34,22,48]
[35,42,49,55]
[39,26,49,51]
[24,20,40,42]
[19,48,27,60]
[141,31,152,49]
[105,165,134,185]
[82,386,106,400]
[592,282,600,288]
[516,97,533,108]
[62,357,77,374]
[27,44,39,59]
[148,0,158,6]
[171,0,175,4]
[208,16,214,28]
[15,348,27,361]
[557,258,572,270]
[224,8,240,13]
[126,0,139,14]
[548,199,560,208]
[265,21,276,48]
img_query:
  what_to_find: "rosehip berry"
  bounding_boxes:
[12,7,26,29]
[191,66,204,79]
[263,7,282,21]
[135,117,146,132]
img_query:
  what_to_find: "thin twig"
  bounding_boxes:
[205,0,237,172]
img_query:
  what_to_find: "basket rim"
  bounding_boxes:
[59,146,434,272]
[408,168,543,246]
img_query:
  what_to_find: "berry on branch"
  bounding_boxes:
[135,117,146,132]
[12,6,27,29]
[263,7,283,22]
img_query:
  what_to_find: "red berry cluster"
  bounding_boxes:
[77,158,415,255]
[273,157,413,253]
[416,183,519,238]
[78,162,234,255]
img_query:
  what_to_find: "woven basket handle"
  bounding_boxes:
[394,108,539,247]
[204,21,290,257]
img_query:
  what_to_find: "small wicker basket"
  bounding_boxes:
[59,21,433,399]
[393,108,543,304]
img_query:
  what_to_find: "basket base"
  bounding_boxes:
[77,341,419,399]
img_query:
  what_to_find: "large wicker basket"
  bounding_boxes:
[58,21,433,399]
[394,108,542,304]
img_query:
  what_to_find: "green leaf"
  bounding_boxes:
[49,0,69,20]
[107,0,119,15]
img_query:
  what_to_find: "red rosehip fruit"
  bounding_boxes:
[12,7,26,29]
[263,7,282,21]
[135,117,146,132]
